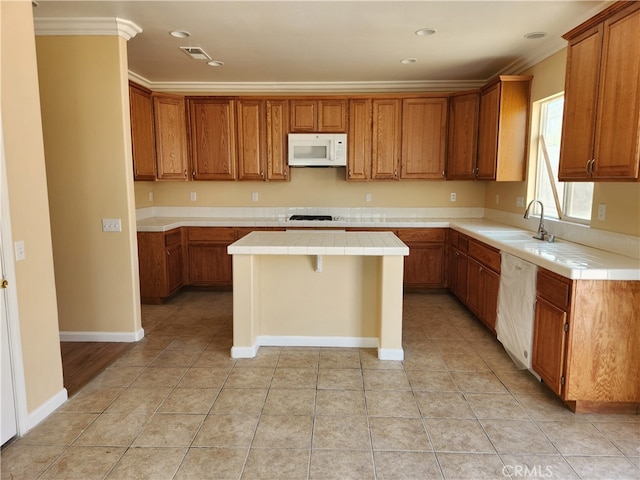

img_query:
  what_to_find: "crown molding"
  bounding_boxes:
[34,17,142,40]
[126,73,486,94]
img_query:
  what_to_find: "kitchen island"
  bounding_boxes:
[227,230,409,360]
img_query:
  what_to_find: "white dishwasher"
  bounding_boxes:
[496,252,538,371]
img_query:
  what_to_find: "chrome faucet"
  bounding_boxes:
[524,199,553,242]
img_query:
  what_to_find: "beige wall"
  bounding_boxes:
[35,35,142,334]
[485,49,640,237]
[1,0,64,412]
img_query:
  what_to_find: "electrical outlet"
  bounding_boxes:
[450,192,457,202]
[101,219,122,232]
[597,203,606,221]
[516,196,524,208]
[495,194,500,204]
[148,191,153,202]
[251,192,259,202]
[190,192,197,202]
[365,193,372,202]
[15,241,25,261]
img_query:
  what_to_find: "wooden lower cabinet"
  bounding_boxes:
[464,239,501,333]
[532,268,640,413]
[137,229,184,303]
[397,229,446,288]
[187,227,236,287]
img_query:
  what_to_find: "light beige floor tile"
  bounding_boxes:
[262,388,316,415]
[465,393,529,420]
[363,369,411,390]
[165,336,212,352]
[210,388,268,415]
[90,366,145,388]
[359,349,403,370]
[515,392,582,422]
[315,389,366,416]
[16,413,98,446]
[564,455,640,480]
[500,454,579,480]
[495,369,547,394]
[480,352,521,373]
[39,446,125,479]
[317,368,363,390]
[414,392,476,419]
[242,448,310,479]
[130,366,188,389]
[150,349,200,368]
[277,348,320,368]
[405,370,458,392]
[312,415,371,450]
[271,367,318,389]
[234,347,280,369]
[106,446,187,479]
[192,349,237,368]
[481,419,557,455]
[225,367,275,388]
[106,387,172,414]
[538,421,623,456]
[436,452,506,480]
[365,390,421,417]
[369,416,432,451]
[319,348,361,369]
[432,339,477,355]
[374,451,443,479]
[252,414,313,449]
[193,414,259,448]
[0,444,65,480]
[111,349,162,367]
[441,353,490,372]
[74,412,150,446]
[174,447,247,480]
[592,421,640,456]
[176,367,231,389]
[449,371,509,393]
[402,351,448,371]
[425,418,495,453]
[57,387,124,413]
[310,449,375,479]
[132,413,205,447]
[157,388,219,414]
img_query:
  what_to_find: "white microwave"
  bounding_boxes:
[288,133,347,167]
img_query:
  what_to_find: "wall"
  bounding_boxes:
[485,49,640,237]
[35,35,142,337]
[1,0,64,414]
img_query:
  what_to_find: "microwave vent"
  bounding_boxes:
[180,47,211,61]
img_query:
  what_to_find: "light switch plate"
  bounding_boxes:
[597,203,606,221]
[450,192,457,202]
[251,192,259,202]
[516,196,524,208]
[365,193,372,202]
[190,192,197,202]
[15,241,25,261]
[102,219,122,232]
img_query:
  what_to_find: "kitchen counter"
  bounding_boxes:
[137,214,640,281]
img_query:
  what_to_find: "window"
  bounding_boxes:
[534,94,593,223]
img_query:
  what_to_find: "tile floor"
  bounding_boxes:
[1,291,638,479]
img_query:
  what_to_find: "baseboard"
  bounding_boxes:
[230,345,259,358]
[25,388,68,433]
[257,335,379,349]
[59,328,144,342]
[378,348,404,361]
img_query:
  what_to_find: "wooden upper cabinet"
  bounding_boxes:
[447,91,479,180]
[236,99,266,181]
[188,98,236,180]
[559,2,640,181]
[290,99,347,132]
[371,98,402,180]
[153,93,189,180]
[476,76,532,181]
[129,83,156,181]
[347,98,372,181]
[266,100,290,181]
[400,97,448,179]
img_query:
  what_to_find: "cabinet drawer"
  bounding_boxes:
[457,233,469,253]
[164,229,182,246]
[397,228,446,244]
[187,227,236,242]
[468,239,500,272]
[537,269,572,309]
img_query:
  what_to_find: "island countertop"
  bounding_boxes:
[227,230,410,256]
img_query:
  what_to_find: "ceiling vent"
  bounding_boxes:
[180,47,211,61]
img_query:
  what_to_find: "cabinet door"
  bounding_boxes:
[318,100,347,132]
[189,99,236,180]
[476,83,500,180]
[237,99,266,181]
[403,245,445,288]
[129,84,156,180]
[447,92,479,180]
[593,6,640,179]
[559,25,603,180]
[166,242,184,294]
[481,267,500,333]
[401,98,447,179]
[466,257,483,317]
[290,100,317,132]
[266,100,290,181]
[347,99,372,181]
[455,250,468,301]
[532,297,568,397]
[371,99,401,180]
[188,244,233,285]
[153,94,189,180]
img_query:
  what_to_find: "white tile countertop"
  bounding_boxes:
[136,208,640,281]
[227,230,410,256]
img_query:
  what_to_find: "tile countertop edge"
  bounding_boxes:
[136,217,640,281]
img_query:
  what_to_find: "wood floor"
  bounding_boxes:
[60,342,135,397]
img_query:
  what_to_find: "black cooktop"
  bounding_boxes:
[289,215,333,221]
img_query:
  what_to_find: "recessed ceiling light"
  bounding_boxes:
[415,28,437,36]
[170,30,190,38]
[208,60,224,67]
[524,32,547,40]
[401,58,417,65]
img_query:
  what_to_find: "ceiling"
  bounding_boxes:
[32,0,609,92]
